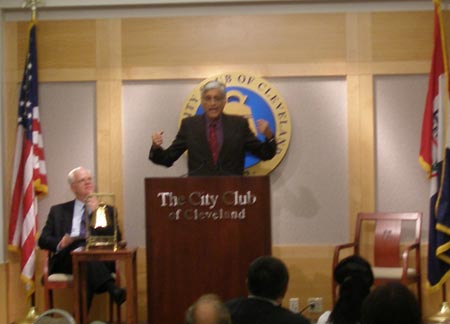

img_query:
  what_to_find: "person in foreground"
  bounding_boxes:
[361,282,422,324]
[226,255,310,324]
[185,294,232,324]
[38,166,126,309]
[317,255,374,324]
[149,80,277,176]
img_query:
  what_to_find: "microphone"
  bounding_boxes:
[299,302,315,315]
[215,159,240,176]
[179,159,239,177]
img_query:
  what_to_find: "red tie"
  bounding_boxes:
[208,123,218,165]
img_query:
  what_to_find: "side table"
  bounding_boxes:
[71,247,138,324]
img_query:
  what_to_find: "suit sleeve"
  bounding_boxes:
[149,119,189,167]
[242,119,277,160]
[38,206,63,252]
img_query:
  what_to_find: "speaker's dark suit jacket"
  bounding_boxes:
[38,200,120,305]
[226,297,310,324]
[149,114,277,176]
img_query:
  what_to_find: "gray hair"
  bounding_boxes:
[201,80,226,97]
[67,166,90,184]
[185,294,231,324]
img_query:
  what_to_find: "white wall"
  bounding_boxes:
[37,83,96,228]
[375,75,430,239]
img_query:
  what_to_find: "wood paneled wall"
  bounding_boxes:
[2,10,444,323]
[0,263,7,324]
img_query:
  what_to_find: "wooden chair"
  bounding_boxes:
[332,212,422,309]
[42,249,122,323]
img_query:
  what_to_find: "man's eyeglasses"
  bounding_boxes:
[75,177,93,184]
[202,95,225,103]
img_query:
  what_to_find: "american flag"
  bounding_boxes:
[8,21,48,297]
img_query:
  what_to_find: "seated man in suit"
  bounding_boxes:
[38,166,126,309]
[185,294,232,324]
[149,80,277,176]
[226,256,310,324]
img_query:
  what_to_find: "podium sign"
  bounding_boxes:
[145,176,271,324]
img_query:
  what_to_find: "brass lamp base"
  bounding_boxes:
[428,302,450,323]
[15,306,39,324]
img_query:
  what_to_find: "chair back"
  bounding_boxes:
[332,212,422,308]
[355,212,421,268]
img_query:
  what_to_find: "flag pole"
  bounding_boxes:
[14,1,42,322]
[22,0,43,21]
[428,284,450,323]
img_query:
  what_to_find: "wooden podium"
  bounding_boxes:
[145,176,271,324]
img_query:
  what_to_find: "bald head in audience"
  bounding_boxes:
[185,294,232,324]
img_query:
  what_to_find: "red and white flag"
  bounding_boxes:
[8,21,48,297]
[419,0,450,290]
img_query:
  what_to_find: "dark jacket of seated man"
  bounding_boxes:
[226,256,310,324]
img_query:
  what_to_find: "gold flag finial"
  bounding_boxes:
[22,0,44,22]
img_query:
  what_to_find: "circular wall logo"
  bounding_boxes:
[180,72,291,175]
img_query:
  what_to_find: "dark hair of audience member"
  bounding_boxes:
[247,255,289,300]
[185,293,232,324]
[361,282,421,324]
[328,255,374,324]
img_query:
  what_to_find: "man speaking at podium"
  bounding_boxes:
[149,80,277,176]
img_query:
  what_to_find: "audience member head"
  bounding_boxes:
[185,294,232,324]
[67,166,94,201]
[329,255,374,324]
[247,255,289,302]
[361,282,421,324]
